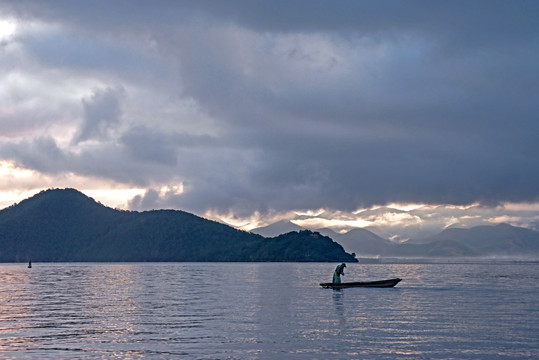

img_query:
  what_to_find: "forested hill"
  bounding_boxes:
[0,188,356,263]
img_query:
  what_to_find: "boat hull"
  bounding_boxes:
[320,278,402,289]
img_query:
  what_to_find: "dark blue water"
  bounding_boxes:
[0,262,537,359]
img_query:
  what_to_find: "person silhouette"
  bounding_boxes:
[332,263,346,284]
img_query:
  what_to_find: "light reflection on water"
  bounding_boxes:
[0,262,537,359]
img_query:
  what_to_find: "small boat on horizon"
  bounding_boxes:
[320,278,401,289]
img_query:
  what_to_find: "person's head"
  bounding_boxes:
[341,263,346,268]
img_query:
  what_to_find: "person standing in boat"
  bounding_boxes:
[333,263,346,284]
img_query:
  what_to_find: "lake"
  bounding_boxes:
[0,262,537,359]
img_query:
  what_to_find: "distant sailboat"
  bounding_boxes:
[28,261,32,268]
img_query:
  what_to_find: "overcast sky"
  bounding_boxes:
[0,1,538,234]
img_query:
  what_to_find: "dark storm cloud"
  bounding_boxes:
[161,19,538,211]
[72,87,123,144]
[0,0,538,215]
[120,126,178,166]
[0,136,67,173]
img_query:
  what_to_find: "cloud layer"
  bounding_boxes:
[0,1,538,230]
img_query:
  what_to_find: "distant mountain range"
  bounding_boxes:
[4,188,536,261]
[0,189,356,263]
[251,220,539,257]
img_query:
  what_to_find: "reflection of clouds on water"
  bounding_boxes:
[0,265,34,352]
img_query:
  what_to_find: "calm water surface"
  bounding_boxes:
[0,262,537,359]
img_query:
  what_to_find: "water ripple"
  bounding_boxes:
[0,262,537,359]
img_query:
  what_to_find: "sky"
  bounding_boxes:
[0,0,538,238]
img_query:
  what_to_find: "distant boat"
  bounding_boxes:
[28,261,32,268]
[320,278,401,289]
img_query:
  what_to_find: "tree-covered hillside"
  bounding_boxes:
[0,188,357,263]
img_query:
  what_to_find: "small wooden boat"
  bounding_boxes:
[320,278,402,289]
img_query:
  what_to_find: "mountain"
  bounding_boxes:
[0,189,356,263]
[252,222,392,256]
[348,224,539,257]
[251,220,304,237]
[258,219,539,258]
[407,224,539,256]
[315,227,392,255]
[247,230,357,262]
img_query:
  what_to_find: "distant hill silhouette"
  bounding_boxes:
[403,224,539,256]
[251,222,393,254]
[251,220,304,237]
[252,223,395,255]
[342,223,539,257]
[316,228,392,255]
[257,220,539,258]
[0,189,356,263]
